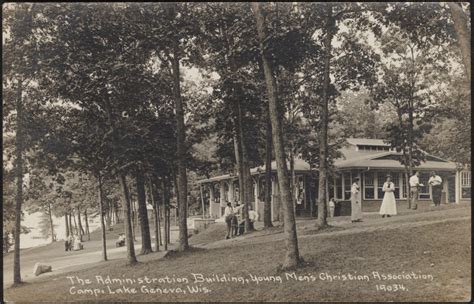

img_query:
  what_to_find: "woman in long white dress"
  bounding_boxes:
[351,177,362,222]
[379,175,397,218]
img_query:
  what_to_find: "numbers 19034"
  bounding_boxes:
[375,284,407,292]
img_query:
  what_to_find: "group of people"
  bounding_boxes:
[221,171,443,236]
[410,171,443,209]
[224,202,258,239]
[116,233,126,247]
[64,234,84,251]
[350,171,444,222]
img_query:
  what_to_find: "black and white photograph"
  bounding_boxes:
[2,2,471,302]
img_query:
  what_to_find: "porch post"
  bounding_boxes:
[209,184,215,218]
[271,177,276,221]
[455,170,460,204]
[333,176,337,199]
[228,180,234,203]
[254,177,259,218]
[219,181,226,217]
[200,184,205,219]
[442,175,449,204]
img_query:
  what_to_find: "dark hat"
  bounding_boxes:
[354,177,360,181]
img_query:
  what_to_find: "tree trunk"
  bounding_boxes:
[407,101,414,194]
[238,102,252,232]
[98,175,107,261]
[106,201,112,231]
[448,2,471,82]
[114,203,120,224]
[13,80,24,285]
[65,213,70,238]
[48,204,55,242]
[252,2,301,269]
[317,5,334,228]
[68,211,74,235]
[72,211,78,235]
[84,209,90,241]
[156,180,163,246]
[290,147,296,214]
[264,115,273,228]
[171,53,189,251]
[162,179,169,251]
[130,192,136,241]
[149,179,160,252]
[136,170,153,254]
[119,174,137,265]
[233,129,244,207]
[405,170,411,208]
[77,207,85,239]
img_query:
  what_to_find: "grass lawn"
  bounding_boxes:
[4,214,470,302]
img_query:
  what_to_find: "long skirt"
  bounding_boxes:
[351,194,362,221]
[432,186,442,205]
[379,192,397,215]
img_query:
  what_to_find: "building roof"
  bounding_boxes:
[197,138,457,184]
[346,138,391,146]
[250,158,311,173]
[334,151,456,170]
[197,159,311,184]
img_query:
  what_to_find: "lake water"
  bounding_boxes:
[20,212,100,249]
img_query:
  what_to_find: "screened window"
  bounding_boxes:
[401,174,407,199]
[377,173,386,199]
[212,183,220,203]
[258,177,266,202]
[364,172,375,199]
[419,173,431,199]
[344,173,352,200]
[392,173,400,199]
[461,171,471,199]
[336,176,343,200]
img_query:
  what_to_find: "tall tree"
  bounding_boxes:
[252,2,301,269]
[135,170,153,254]
[447,2,471,82]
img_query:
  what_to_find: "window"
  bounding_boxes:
[212,183,220,203]
[336,176,343,200]
[344,173,352,200]
[377,173,386,199]
[364,172,375,199]
[419,173,431,199]
[401,174,407,199]
[391,172,400,199]
[461,171,471,199]
[258,177,266,202]
[357,145,391,151]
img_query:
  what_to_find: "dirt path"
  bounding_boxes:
[3,229,180,288]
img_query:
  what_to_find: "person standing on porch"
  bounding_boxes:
[409,171,423,210]
[379,174,397,218]
[429,171,443,206]
[351,177,362,222]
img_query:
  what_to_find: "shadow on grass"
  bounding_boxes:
[299,224,345,236]
[274,256,318,273]
[163,246,208,260]
[9,281,31,289]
